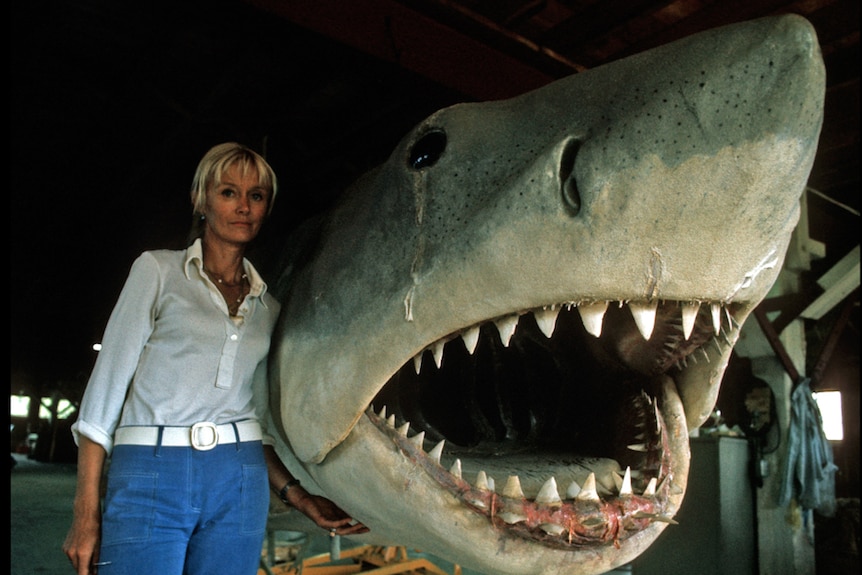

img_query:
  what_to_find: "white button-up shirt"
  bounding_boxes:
[72,238,281,454]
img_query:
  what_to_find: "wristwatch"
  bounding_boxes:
[278,478,301,505]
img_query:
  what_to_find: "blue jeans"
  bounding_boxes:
[97,441,269,575]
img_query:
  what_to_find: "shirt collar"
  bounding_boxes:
[183,238,271,306]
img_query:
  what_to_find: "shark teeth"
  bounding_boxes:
[503,475,526,498]
[428,440,445,464]
[461,325,480,354]
[576,472,600,501]
[497,511,529,524]
[681,302,699,340]
[411,299,735,373]
[368,403,674,538]
[710,303,722,336]
[629,301,658,340]
[535,477,563,507]
[578,301,609,337]
[533,306,561,337]
[494,314,519,347]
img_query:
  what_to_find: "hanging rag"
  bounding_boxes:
[779,377,838,516]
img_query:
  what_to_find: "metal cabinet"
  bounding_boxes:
[632,435,756,575]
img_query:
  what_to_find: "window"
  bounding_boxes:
[9,395,75,420]
[10,395,30,417]
[813,390,843,441]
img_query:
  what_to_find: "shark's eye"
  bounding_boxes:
[409,130,447,169]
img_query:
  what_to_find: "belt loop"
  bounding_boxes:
[231,422,240,451]
[155,426,165,457]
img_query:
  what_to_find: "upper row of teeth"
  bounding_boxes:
[415,300,734,372]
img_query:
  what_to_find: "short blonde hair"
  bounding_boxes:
[190,142,278,217]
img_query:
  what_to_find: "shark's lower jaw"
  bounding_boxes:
[367,298,741,548]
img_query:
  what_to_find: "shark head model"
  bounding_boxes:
[269,14,824,575]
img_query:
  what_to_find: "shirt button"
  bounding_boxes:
[230,334,238,341]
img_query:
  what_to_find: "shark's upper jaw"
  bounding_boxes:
[365,297,738,547]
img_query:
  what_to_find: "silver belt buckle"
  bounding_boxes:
[190,422,219,450]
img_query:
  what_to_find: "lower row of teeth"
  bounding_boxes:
[370,406,678,535]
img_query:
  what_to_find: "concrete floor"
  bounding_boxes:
[11,453,78,575]
[9,453,476,575]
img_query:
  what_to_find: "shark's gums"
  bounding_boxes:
[268,15,825,575]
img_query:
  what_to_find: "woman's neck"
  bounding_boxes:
[201,237,246,285]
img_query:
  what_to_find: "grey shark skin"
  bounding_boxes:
[269,15,824,575]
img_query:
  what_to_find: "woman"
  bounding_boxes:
[62,142,367,575]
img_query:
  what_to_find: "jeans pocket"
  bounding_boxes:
[240,463,269,534]
[101,472,158,545]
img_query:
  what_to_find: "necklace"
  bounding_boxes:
[203,267,250,314]
[204,267,248,287]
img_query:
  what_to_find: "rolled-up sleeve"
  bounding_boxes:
[71,253,160,453]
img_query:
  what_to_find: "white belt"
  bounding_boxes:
[114,421,262,451]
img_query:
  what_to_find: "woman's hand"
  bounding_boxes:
[263,445,369,535]
[289,487,370,536]
[63,437,107,573]
[63,513,102,574]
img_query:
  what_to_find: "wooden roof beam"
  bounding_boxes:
[244,0,560,100]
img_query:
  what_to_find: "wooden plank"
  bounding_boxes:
[800,245,860,319]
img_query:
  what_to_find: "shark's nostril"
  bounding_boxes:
[560,138,581,215]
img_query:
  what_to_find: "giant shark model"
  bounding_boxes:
[268,14,825,575]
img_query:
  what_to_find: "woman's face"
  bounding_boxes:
[202,162,270,246]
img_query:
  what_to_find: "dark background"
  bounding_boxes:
[11,1,858,494]
[12,0,467,387]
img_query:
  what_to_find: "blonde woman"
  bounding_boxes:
[63,143,367,575]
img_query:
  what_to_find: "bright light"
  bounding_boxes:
[9,395,75,420]
[813,390,844,441]
[10,395,30,417]
[92,343,102,351]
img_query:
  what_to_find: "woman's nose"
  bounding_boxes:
[236,195,250,213]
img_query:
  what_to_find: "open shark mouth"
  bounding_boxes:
[366,298,737,548]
